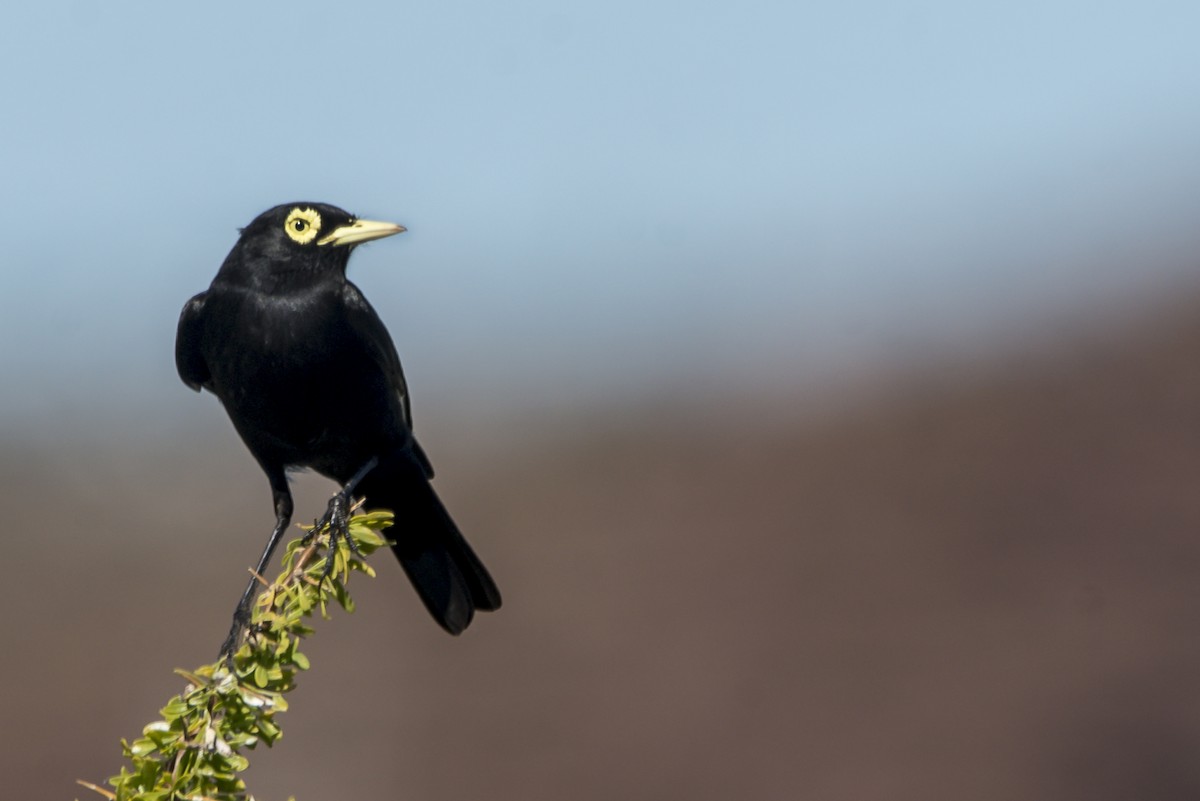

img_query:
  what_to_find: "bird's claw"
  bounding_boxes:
[308,493,363,584]
[218,605,252,667]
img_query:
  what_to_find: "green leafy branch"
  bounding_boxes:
[78,509,394,801]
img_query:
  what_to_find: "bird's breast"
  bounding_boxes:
[201,289,398,470]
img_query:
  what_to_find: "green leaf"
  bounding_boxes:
[252,663,270,688]
[128,738,157,757]
[85,514,387,801]
[173,668,208,686]
[159,697,188,719]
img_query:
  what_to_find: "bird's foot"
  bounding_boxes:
[218,603,252,668]
[305,492,364,585]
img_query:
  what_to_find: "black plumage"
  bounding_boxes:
[176,202,500,655]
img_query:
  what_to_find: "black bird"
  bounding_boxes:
[176,202,500,655]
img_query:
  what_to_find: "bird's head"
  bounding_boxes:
[217,202,406,288]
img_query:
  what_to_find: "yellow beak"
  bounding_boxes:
[317,218,407,247]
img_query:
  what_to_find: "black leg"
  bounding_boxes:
[307,457,379,582]
[219,478,294,659]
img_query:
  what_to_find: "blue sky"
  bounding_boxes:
[4,1,1200,427]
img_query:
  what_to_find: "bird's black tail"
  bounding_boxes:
[355,445,501,635]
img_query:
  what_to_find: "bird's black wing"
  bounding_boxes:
[341,282,413,428]
[341,282,435,476]
[342,283,499,626]
[176,292,211,392]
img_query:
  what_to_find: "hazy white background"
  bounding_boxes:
[2,0,1200,425]
[6,5,1200,800]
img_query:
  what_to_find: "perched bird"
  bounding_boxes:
[176,202,500,655]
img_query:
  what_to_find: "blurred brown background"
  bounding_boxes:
[4,281,1200,801]
[8,3,1200,798]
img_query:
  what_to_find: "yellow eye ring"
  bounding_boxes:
[284,207,322,244]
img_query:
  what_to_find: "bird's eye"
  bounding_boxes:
[284,207,322,244]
